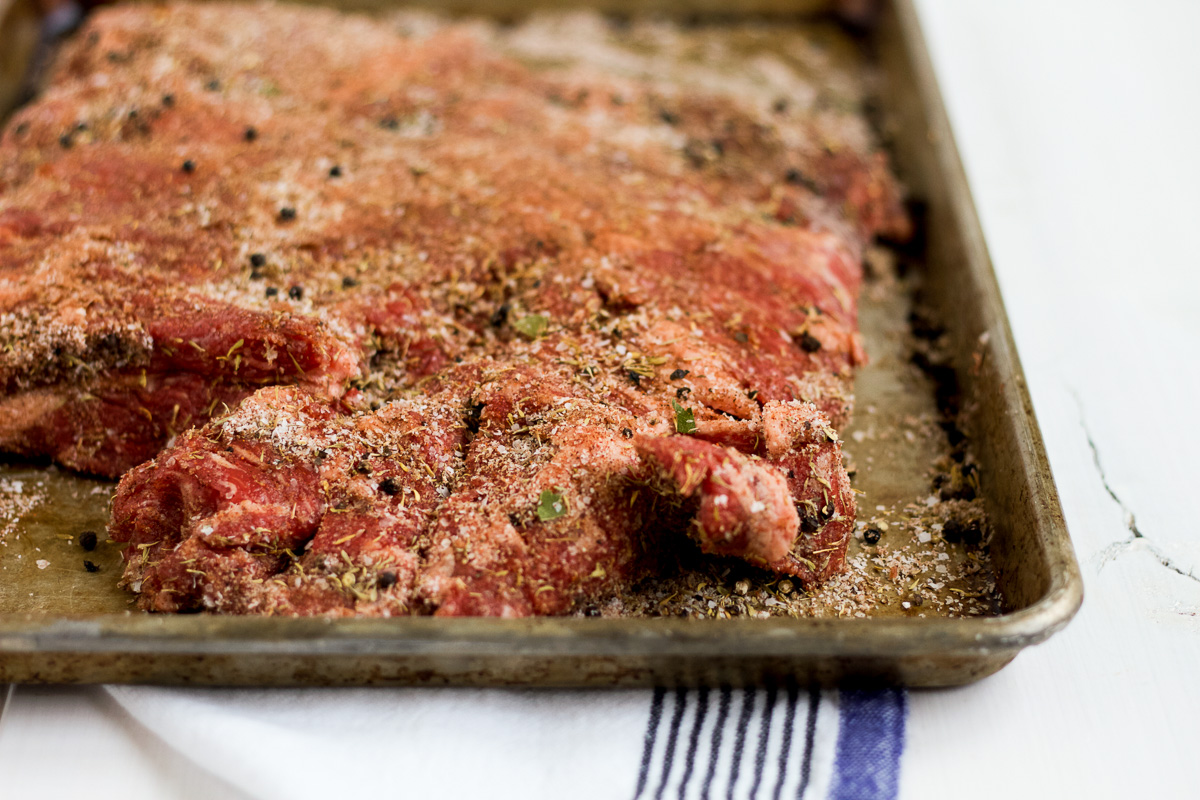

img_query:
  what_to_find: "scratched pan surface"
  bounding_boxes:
[0,0,1081,686]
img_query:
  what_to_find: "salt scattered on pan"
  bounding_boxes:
[917,530,932,543]
[925,495,939,507]
[938,552,950,561]
[36,559,49,570]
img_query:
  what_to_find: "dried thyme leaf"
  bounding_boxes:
[672,401,696,434]
[513,314,549,339]
[537,488,568,521]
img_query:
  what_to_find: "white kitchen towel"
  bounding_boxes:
[0,684,905,800]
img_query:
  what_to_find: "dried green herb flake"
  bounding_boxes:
[537,489,568,521]
[672,401,697,434]
[513,314,549,339]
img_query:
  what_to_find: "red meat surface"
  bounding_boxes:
[1,3,908,613]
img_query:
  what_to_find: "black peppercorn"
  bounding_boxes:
[83,560,100,573]
[288,285,303,300]
[329,165,342,178]
[162,94,175,107]
[79,531,98,552]
[943,519,983,546]
[799,332,822,353]
[379,477,401,496]
[250,253,266,268]
[341,275,359,288]
[669,369,690,380]
[863,527,882,545]
[621,428,634,439]
[182,159,196,173]
[490,304,509,327]
[377,571,398,589]
[278,207,296,222]
[244,126,258,142]
[265,286,278,298]
[465,401,485,434]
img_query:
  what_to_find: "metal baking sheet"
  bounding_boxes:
[0,0,1082,686]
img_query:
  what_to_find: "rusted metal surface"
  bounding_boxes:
[0,0,1082,686]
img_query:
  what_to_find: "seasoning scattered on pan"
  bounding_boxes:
[0,3,998,619]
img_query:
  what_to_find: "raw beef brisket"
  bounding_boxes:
[0,3,908,614]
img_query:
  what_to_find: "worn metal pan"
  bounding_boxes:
[0,0,1082,686]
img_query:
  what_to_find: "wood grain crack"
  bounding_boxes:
[1073,391,1199,584]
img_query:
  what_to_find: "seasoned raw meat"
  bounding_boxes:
[1,3,908,613]
[112,369,855,616]
[0,2,904,477]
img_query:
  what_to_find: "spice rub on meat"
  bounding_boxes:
[4,3,909,614]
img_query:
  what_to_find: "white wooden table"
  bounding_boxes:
[1,1,1196,797]
[904,0,1200,796]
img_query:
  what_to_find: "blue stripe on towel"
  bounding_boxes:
[828,689,906,800]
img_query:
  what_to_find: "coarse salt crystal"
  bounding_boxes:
[917,531,932,543]
[749,500,766,513]
[36,559,49,570]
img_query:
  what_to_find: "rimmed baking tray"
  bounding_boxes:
[0,0,1082,686]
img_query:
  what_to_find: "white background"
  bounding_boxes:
[904,1,1200,797]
